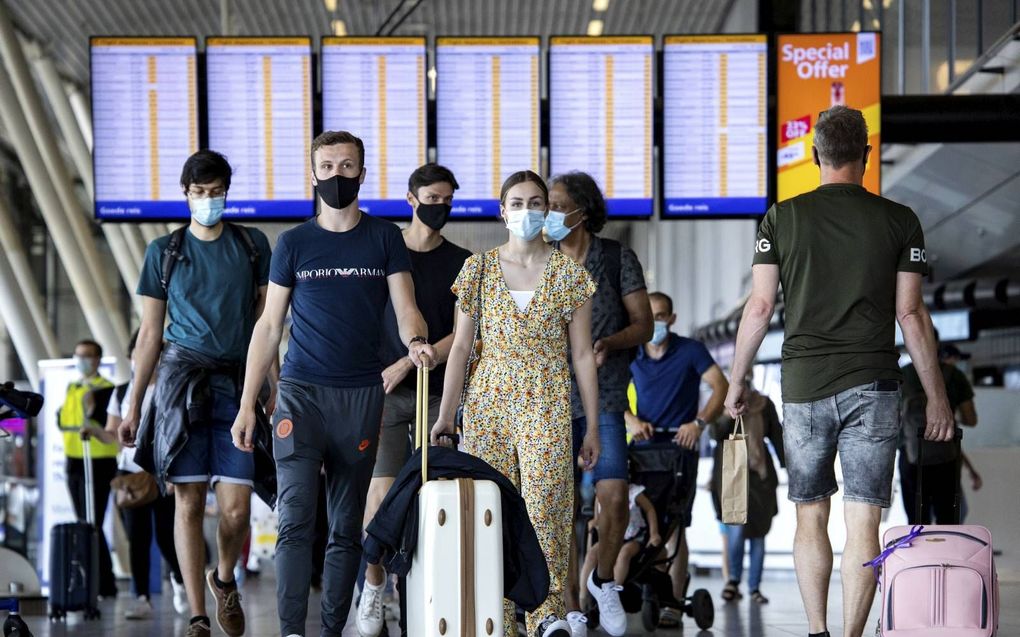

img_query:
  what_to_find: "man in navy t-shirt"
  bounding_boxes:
[626,292,728,621]
[231,131,434,637]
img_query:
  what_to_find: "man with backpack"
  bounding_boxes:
[549,171,653,637]
[119,150,273,637]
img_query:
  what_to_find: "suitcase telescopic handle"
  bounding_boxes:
[82,436,95,527]
[416,365,429,484]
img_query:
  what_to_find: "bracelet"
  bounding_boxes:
[408,336,428,347]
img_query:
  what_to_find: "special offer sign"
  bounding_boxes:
[776,32,881,201]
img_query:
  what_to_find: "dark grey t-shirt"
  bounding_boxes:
[562,236,647,419]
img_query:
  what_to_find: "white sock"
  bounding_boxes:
[364,578,386,591]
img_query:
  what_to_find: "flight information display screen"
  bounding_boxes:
[206,37,313,219]
[436,37,540,218]
[322,37,426,219]
[91,37,198,219]
[662,35,768,218]
[549,36,654,218]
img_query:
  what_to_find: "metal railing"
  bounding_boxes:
[803,0,1020,94]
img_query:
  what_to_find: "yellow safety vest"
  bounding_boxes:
[627,381,638,444]
[58,376,119,460]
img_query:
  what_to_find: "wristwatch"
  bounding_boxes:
[408,336,428,347]
[695,417,709,430]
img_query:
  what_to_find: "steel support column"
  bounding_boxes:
[0,246,47,387]
[29,45,141,317]
[0,194,58,359]
[0,16,126,368]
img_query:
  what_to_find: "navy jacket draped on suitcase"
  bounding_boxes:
[363,446,550,612]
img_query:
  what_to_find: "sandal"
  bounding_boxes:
[721,580,742,602]
[750,589,769,604]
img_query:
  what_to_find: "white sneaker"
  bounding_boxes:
[356,581,386,637]
[124,596,152,620]
[171,577,189,615]
[566,611,588,637]
[586,572,627,637]
[535,614,571,637]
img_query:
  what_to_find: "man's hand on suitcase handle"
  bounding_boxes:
[231,409,257,452]
[924,397,955,442]
[408,340,436,370]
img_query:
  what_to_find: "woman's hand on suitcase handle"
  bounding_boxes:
[430,417,456,447]
[579,431,600,471]
[230,409,257,453]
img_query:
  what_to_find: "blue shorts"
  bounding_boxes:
[782,380,900,508]
[572,412,629,483]
[167,384,254,487]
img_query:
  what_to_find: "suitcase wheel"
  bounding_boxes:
[85,607,101,620]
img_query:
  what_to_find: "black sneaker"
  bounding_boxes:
[535,614,571,637]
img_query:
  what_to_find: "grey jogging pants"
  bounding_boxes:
[272,378,384,637]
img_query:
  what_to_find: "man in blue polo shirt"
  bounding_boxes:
[625,291,728,625]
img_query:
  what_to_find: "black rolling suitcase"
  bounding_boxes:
[48,442,101,620]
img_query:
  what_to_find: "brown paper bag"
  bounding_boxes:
[721,416,749,525]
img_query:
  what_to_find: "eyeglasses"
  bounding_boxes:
[187,187,227,199]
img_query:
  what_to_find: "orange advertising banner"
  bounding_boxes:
[776,32,881,201]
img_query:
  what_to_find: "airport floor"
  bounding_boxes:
[15,568,1020,637]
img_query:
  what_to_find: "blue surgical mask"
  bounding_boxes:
[544,208,582,242]
[74,355,96,377]
[190,196,226,227]
[505,208,546,241]
[651,320,669,346]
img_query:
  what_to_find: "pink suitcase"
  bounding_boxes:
[871,428,999,636]
[876,524,998,636]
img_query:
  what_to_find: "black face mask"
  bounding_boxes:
[315,174,361,210]
[415,200,452,230]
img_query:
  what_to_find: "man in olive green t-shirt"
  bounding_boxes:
[723,105,954,637]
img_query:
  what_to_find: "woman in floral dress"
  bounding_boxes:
[432,170,601,637]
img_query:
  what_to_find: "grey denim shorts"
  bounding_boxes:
[782,380,901,508]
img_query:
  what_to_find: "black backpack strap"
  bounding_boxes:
[228,223,262,304]
[229,223,260,264]
[160,226,189,295]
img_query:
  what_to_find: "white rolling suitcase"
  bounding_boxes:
[406,366,504,637]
